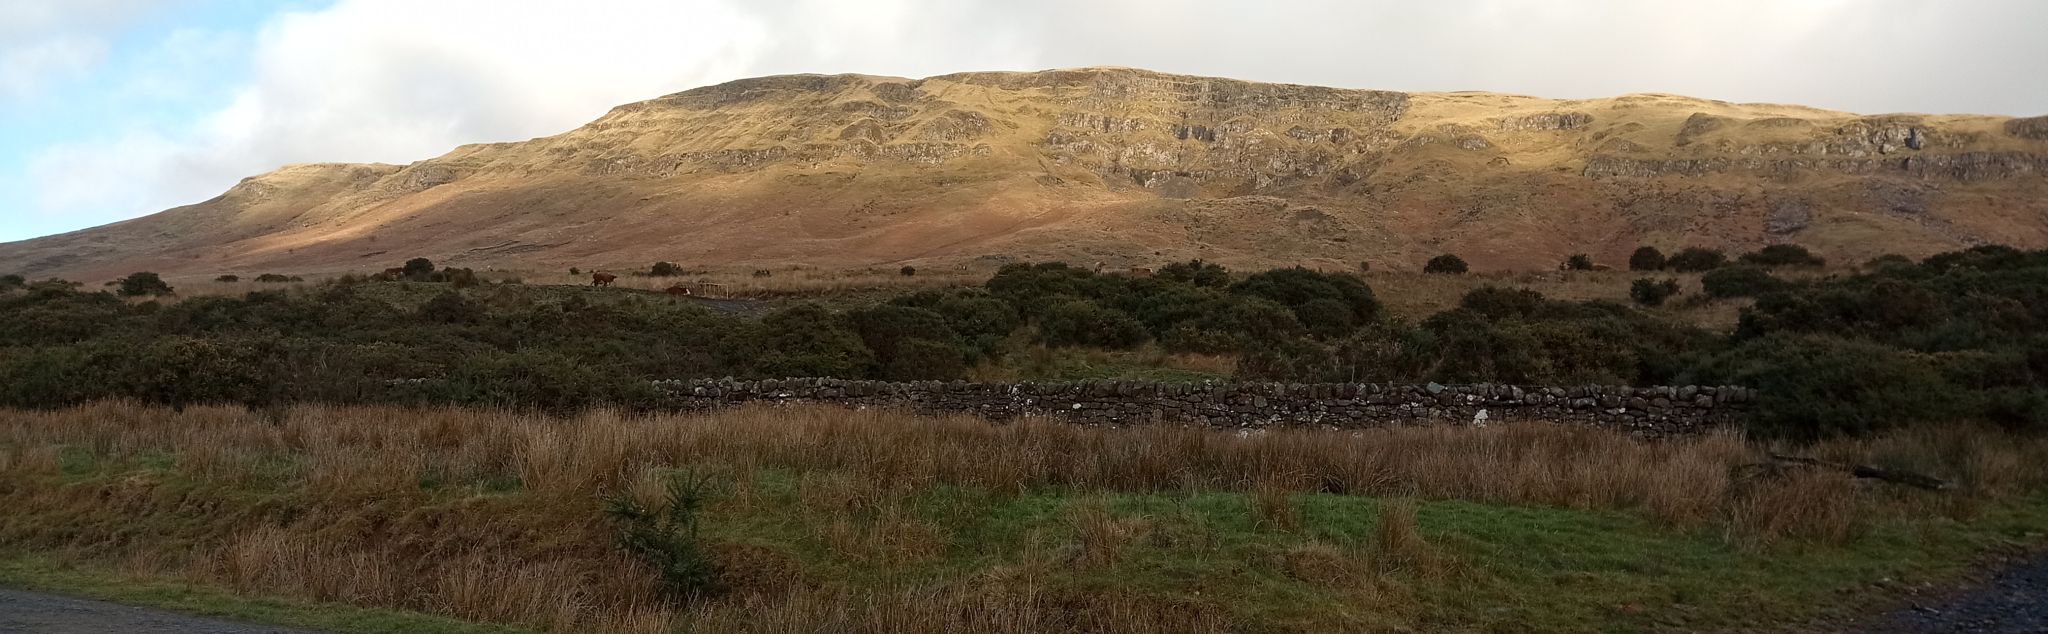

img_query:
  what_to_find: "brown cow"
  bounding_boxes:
[379,267,406,281]
[665,284,692,296]
[591,272,617,287]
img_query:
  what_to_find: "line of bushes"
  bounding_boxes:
[2,245,2044,439]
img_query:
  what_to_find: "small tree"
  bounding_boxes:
[116,272,174,297]
[569,267,581,276]
[1628,246,1667,271]
[899,265,917,277]
[1740,244,1826,268]
[1629,278,1682,307]
[603,473,722,601]
[1667,248,1727,273]
[1563,254,1595,271]
[1423,254,1468,275]
[651,261,682,277]
[213,274,240,283]
[403,258,436,277]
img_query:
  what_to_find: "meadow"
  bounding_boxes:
[3,402,2046,633]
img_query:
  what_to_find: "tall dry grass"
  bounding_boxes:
[2,402,2044,632]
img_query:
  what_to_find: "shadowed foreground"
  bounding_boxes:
[3,402,2047,633]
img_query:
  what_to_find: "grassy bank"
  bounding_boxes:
[2,402,2045,632]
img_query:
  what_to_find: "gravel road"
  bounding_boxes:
[1855,554,2048,633]
[0,588,315,634]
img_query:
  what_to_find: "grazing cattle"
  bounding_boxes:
[665,285,693,296]
[379,267,406,280]
[591,272,617,287]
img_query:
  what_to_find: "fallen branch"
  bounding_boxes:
[1766,453,1953,491]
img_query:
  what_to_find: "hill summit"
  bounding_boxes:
[6,67,2047,278]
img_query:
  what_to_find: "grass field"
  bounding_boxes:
[3,402,2045,633]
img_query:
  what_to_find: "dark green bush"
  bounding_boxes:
[1700,266,1785,299]
[1629,278,1682,307]
[1038,299,1148,349]
[214,275,240,283]
[1563,254,1595,271]
[755,304,874,378]
[651,262,683,277]
[1629,247,1667,272]
[1157,260,1231,288]
[254,273,301,283]
[403,258,436,277]
[418,291,485,324]
[1693,335,1954,439]
[1740,244,1826,268]
[1228,268,1379,338]
[1666,248,1727,273]
[1423,254,1468,274]
[0,274,24,290]
[116,272,174,297]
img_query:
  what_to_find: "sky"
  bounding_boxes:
[3,0,2045,242]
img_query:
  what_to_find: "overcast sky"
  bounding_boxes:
[3,0,2045,242]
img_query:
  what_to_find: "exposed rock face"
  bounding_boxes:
[3,67,2046,280]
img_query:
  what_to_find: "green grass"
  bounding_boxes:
[0,557,532,634]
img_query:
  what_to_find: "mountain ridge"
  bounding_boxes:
[6,66,2047,280]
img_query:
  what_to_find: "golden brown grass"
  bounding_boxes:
[3,402,2045,633]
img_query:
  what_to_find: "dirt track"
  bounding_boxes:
[0,588,315,634]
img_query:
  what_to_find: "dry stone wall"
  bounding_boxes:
[652,378,1754,436]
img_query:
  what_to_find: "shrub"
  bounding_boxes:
[1038,299,1149,349]
[1157,260,1231,287]
[1229,268,1380,338]
[1740,244,1826,268]
[1701,266,1785,299]
[1358,261,1372,273]
[1423,254,1468,275]
[899,265,916,277]
[1459,287,1545,320]
[1629,247,1667,272]
[1693,334,1954,439]
[752,270,773,278]
[0,274,23,290]
[418,291,484,324]
[569,267,581,276]
[214,274,240,283]
[882,337,968,381]
[603,472,723,602]
[756,304,875,378]
[1667,248,1727,272]
[1563,254,1595,271]
[1629,278,1682,307]
[403,258,436,277]
[116,272,174,297]
[254,273,302,283]
[651,262,683,277]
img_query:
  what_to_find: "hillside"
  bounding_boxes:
[5,67,2047,279]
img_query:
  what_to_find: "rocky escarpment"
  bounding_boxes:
[3,67,2046,280]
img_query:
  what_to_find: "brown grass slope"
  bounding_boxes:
[6,67,2048,280]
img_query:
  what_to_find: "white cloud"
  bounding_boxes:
[0,0,177,102]
[14,0,2048,238]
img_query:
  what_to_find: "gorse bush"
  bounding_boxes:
[116,272,174,297]
[1700,266,1785,299]
[1423,254,1468,274]
[1630,278,1682,307]
[214,274,240,283]
[1740,244,1826,268]
[652,262,684,277]
[1563,254,1594,271]
[1667,248,1727,273]
[1629,247,1667,272]
[403,258,436,277]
